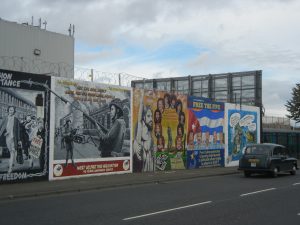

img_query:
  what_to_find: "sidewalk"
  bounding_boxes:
[0,166,240,201]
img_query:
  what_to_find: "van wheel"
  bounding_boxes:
[271,167,278,178]
[290,165,296,175]
[244,171,251,177]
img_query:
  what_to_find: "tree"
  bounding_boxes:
[286,83,300,123]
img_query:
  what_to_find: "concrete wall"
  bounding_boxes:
[0,19,74,78]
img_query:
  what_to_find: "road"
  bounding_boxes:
[0,172,299,225]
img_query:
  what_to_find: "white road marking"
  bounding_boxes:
[298,213,300,216]
[123,201,212,221]
[240,188,276,197]
[293,182,300,186]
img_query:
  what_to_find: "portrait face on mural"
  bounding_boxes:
[144,108,153,131]
[176,100,182,114]
[110,104,118,121]
[157,136,165,151]
[164,94,170,109]
[196,132,202,144]
[157,98,164,114]
[176,136,183,150]
[170,95,177,109]
[177,124,184,137]
[8,106,16,116]
[213,131,218,144]
[205,131,210,145]
[188,131,194,144]
[155,123,162,137]
[179,112,185,125]
[154,109,162,124]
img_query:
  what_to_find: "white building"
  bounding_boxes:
[0,18,74,78]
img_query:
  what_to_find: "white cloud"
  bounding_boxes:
[1,0,299,117]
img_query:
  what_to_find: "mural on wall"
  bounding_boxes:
[132,88,155,172]
[154,90,187,171]
[0,69,51,183]
[186,96,225,169]
[132,88,187,172]
[49,77,131,180]
[225,104,260,167]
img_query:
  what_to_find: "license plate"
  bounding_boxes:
[251,162,256,167]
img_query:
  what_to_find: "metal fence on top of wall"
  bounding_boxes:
[0,56,144,87]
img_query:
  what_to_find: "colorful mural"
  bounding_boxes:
[132,88,187,172]
[49,77,131,180]
[224,103,260,167]
[186,96,225,169]
[0,69,51,183]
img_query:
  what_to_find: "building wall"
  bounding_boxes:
[0,19,74,78]
[132,70,262,108]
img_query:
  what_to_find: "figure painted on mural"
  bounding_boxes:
[133,90,155,172]
[157,135,165,152]
[205,131,210,148]
[170,94,177,109]
[0,106,21,173]
[154,123,162,139]
[233,125,243,155]
[176,99,183,115]
[175,136,183,151]
[63,119,77,168]
[194,131,202,150]
[176,123,186,151]
[164,93,171,109]
[178,111,185,126]
[95,98,126,157]
[187,130,194,150]
[213,131,218,143]
[21,115,33,160]
[36,120,46,170]
[154,109,162,124]
[157,98,165,115]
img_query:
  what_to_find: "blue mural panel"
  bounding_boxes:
[227,109,258,164]
[187,96,225,168]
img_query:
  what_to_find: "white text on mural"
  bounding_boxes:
[0,72,20,87]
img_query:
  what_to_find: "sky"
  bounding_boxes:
[1,0,299,117]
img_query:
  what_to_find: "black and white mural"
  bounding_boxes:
[49,77,131,180]
[0,69,51,183]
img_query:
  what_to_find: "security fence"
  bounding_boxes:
[0,56,144,87]
[262,116,291,129]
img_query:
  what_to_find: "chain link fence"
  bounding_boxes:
[0,56,145,87]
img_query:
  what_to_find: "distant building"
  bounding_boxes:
[132,70,262,107]
[0,18,74,78]
[0,87,36,122]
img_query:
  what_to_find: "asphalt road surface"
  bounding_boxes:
[0,172,299,225]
